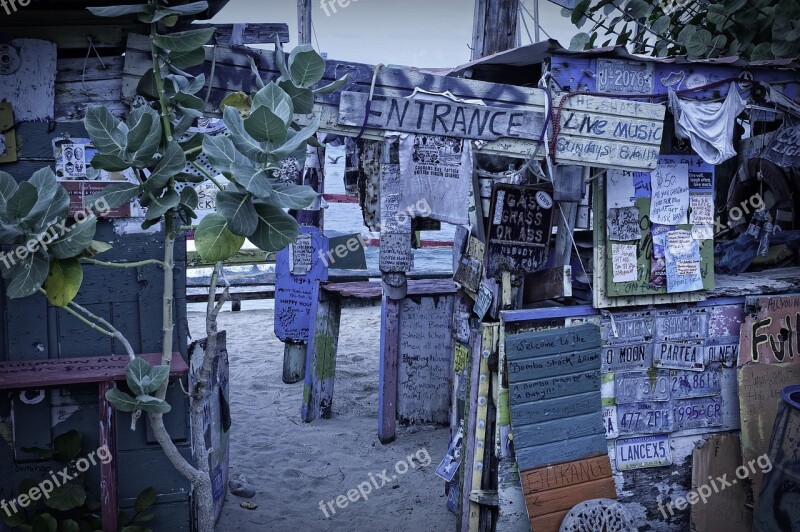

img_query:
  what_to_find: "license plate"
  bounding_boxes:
[615,434,672,471]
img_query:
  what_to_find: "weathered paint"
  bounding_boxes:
[739,294,800,366]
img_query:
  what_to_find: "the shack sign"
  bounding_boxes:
[739,294,800,366]
[338,92,544,141]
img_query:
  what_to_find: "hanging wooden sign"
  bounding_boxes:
[486,184,554,278]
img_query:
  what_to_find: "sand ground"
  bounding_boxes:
[187,306,456,532]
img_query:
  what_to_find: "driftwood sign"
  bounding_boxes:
[338,92,544,141]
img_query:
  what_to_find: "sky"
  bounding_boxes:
[211,0,579,68]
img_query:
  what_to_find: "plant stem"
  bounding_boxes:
[151,20,174,144]
[80,258,165,268]
[190,160,226,190]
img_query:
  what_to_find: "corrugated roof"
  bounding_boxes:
[446,39,800,76]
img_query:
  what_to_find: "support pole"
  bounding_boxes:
[297,0,312,45]
[471,0,520,60]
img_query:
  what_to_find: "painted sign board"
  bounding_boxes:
[739,294,800,366]
[507,324,606,470]
[615,434,673,471]
[486,184,554,278]
[338,92,545,141]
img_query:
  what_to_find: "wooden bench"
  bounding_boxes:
[0,353,188,531]
[301,278,458,443]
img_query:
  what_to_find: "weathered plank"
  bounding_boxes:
[378,295,400,443]
[301,284,340,422]
[515,437,607,472]
[0,38,56,122]
[513,412,606,448]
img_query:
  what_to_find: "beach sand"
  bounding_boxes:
[188,306,456,532]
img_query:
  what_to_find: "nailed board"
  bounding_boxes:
[553,93,666,171]
[520,455,616,532]
[0,39,57,122]
[506,323,606,470]
[338,92,544,141]
[274,227,329,342]
[486,184,554,278]
[739,294,800,366]
[397,295,454,424]
[738,363,800,506]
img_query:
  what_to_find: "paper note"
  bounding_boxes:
[290,233,313,275]
[665,230,703,293]
[691,224,714,240]
[607,206,641,241]
[633,172,652,199]
[607,169,636,208]
[689,193,714,225]
[649,224,672,288]
[651,163,689,225]
[611,243,638,283]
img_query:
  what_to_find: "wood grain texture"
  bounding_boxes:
[0,39,56,122]
[378,295,400,443]
[301,285,340,422]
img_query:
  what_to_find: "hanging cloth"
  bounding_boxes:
[668,82,746,165]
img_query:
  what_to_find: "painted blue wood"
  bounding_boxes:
[506,323,601,360]
[500,304,597,323]
[510,369,602,402]
[510,391,601,425]
[274,227,329,342]
[513,412,606,449]
[507,346,601,382]
[515,434,608,471]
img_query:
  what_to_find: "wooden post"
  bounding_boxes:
[301,284,341,422]
[297,0,312,45]
[282,341,306,383]
[98,381,118,532]
[471,0,520,60]
[378,295,400,444]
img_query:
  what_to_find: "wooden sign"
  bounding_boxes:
[274,227,328,342]
[397,295,454,424]
[738,362,800,505]
[554,94,666,171]
[520,455,616,532]
[739,294,800,366]
[338,92,544,141]
[506,324,606,471]
[486,184,554,278]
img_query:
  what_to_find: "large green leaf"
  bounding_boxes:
[313,74,349,94]
[676,24,697,45]
[685,28,712,56]
[126,108,156,154]
[86,182,141,211]
[61,520,80,532]
[223,106,267,161]
[249,203,298,252]
[31,513,58,532]
[6,250,49,298]
[272,115,320,158]
[202,134,250,177]
[274,36,291,80]
[153,28,214,52]
[44,484,86,512]
[146,142,187,191]
[25,168,62,227]
[144,188,180,221]
[50,215,97,259]
[252,82,293,124]
[135,487,157,513]
[105,387,139,412]
[142,1,208,22]
[624,0,652,18]
[169,47,207,68]
[195,213,245,262]
[126,357,152,396]
[216,191,258,236]
[7,182,38,220]
[650,15,671,35]
[270,183,317,210]
[44,258,83,307]
[279,79,315,115]
[288,45,326,88]
[85,107,127,155]
[219,91,252,115]
[180,186,199,210]
[136,395,171,414]
[90,154,131,172]
[29,187,70,233]
[569,32,592,50]
[52,429,83,462]
[750,42,774,61]
[87,4,149,16]
[145,365,170,394]
[230,162,273,198]
[0,170,18,210]
[244,106,288,144]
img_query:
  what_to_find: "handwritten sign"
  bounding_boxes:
[607,207,641,241]
[290,233,312,275]
[379,233,413,272]
[474,282,492,319]
[486,184,554,278]
[650,163,689,224]
[665,230,703,293]
[689,193,714,225]
[615,434,672,471]
[739,294,800,366]
[611,243,637,282]
[507,324,606,470]
[398,296,454,424]
[338,92,544,141]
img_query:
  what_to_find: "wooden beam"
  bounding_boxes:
[98,380,118,532]
[297,0,311,45]
[378,295,400,443]
[181,23,290,45]
[471,0,520,60]
[301,284,341,422]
